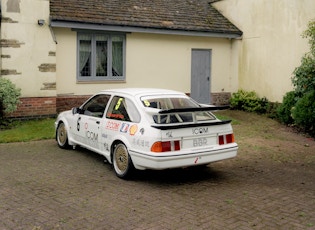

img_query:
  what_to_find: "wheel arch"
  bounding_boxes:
[110,136,132,164]
[55,118,74,146]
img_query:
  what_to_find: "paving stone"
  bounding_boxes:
[0,139,314,229]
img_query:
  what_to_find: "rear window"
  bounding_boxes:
[141,97,216,124]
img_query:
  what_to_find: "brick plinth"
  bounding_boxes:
[6,97,57,119]
[4,93,231,119]
[56,95,91,113]
[211,92,231,106]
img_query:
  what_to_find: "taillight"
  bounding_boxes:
[218,134,235,145]
[151,140,181,152]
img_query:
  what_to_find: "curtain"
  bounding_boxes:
[79,35,92,76]
[112,36,123,76]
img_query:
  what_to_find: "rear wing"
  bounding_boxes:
[152,120,232,130]
[148,105,231,130]
[157,105,230,114]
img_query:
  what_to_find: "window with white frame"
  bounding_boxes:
[77,32,125,81]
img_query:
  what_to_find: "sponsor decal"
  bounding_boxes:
[115,98,124,110]
[192,127,209,135]
[105,121,121,131]
[129,124,138,136]
[86,131,98,141]
[104,143,110,151]
[108,113,124,120]
[143,100,150,107]
[132,138,150,147]
[120,123,130,133]
[166,131,173,138]
[194,156,201,164]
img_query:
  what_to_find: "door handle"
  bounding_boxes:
[96,121,100,124]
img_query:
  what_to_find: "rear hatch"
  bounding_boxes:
[149,107,235,153]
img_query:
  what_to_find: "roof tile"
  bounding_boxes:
[50,0,242,35]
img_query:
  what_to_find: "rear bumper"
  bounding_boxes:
[129,144,238,170]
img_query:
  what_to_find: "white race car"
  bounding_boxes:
[55,88,238,179]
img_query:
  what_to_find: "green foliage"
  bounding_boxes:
[292,20,315,96]
[276,91,297,124]
[279,20,315,136]
[230,89,269,113]
[0,78,21,119]
[291,91,315,135]
[292,54,315,96]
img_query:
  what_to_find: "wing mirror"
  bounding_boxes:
[72,107,80,114]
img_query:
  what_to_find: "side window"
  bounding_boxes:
[81,94,111,118]
[106,96,140,122]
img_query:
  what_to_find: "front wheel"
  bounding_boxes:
[56,122,70,149]
[113,143,134,179]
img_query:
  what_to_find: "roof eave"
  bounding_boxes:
[50,20,243,39]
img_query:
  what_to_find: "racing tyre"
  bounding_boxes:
[113,143,134,179]
[56,122,70,149]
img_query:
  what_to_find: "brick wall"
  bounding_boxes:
[56,95,91,114]
[211,92,231,106]
[7,97,57,119]
[5,93,231,119]
[186,92,231,105]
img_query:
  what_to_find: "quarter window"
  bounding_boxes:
[106,96,141,122]
[78,33,125,81]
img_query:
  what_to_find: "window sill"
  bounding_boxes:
[76,80,126,84]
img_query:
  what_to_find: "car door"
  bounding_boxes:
[74,94,111,150]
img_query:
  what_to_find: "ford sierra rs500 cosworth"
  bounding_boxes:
[55,88,238,179]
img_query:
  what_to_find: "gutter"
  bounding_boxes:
[50,20,243,39]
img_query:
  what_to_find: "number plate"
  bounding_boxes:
[182,136,216,149]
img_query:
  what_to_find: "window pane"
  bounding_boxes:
[82,94,111,118]
[106,97,130,121]
[79,34,92,77]
[96,35,108,77]
[112,36,123,76]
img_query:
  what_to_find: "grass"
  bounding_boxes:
[0,118,55,143]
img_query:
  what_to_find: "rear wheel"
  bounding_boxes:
[113,143,134,179]
[56,122,70,149]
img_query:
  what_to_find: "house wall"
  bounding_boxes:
[0,0,56,97]
[55,28,240,104]
[213,0,315,102]
[1,0,57,118]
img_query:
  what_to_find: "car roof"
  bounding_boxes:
[100,88,186,97]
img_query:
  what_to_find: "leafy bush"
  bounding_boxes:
[266,102,281,119]
[276,91,297,124]
[0,78,21,119]
[291,91,315,135]
[282,20,315,136]
[230,89,269,113]
[292,54,315,97]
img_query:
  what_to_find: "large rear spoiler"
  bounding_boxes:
[150,105,231,130]
[157,105,230,114]
[152,120,232,130]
